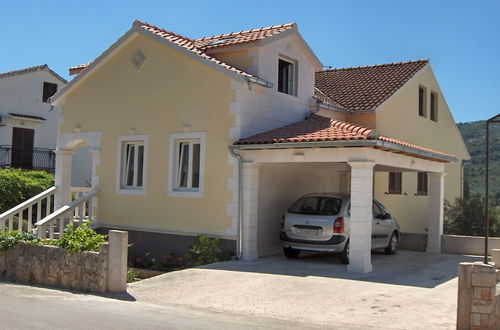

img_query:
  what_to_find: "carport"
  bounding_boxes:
[230,114,455,273]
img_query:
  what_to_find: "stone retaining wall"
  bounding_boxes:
[443,235,500,256]
[0,230,128,294]
[0,243,107,293]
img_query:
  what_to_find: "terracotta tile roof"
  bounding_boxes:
[0,65,67,83]
[69,21,283,85]
[68,63,91,76]
[235,114,377,144]
[315,59,428,112]
[9,113,46,121]
[235,114,455,161]
[194,22,294,50]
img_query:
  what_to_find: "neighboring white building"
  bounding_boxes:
[0,65,67,172]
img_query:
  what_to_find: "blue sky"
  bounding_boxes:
[1,0,498,123]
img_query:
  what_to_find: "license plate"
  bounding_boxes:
[295,228,320,235]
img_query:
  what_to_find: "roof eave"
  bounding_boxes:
[230,139,455,163]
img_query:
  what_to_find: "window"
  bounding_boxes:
[418,86,427,117]
[278,58,296,96]
[168,132,205,198]
[372,201,385,218]
[388,172,402,194]
[42,82,58,103]
[116,135,148,195]
[430,91,438,122]
[417,172,428,195]
[176,141,200,189]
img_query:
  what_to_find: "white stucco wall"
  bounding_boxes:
[229,33,322,141]
[257,163,347,257]
[0,70,65,149]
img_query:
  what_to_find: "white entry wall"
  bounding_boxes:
[257,163,349,257]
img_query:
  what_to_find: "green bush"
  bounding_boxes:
[48,223,107,253]
[0,231,39,251]
[445,195,499,237]
[185,234,230,266]
[0,169,54,213]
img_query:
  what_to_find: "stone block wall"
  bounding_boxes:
[457,250,500,329]
[0,230,128,294]
[0,243,108,293]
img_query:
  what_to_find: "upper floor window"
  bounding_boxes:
[418,86,427,117]
[116,135,148,195]
[168,132,205,198]
[417,172,428,195]
[42,82,58,103]
[278,58,296,96]
[388,172,402,194]
[430,91,438,122]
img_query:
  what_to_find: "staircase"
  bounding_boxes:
[0,186,99,239]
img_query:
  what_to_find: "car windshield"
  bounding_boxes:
[288,196,342,216]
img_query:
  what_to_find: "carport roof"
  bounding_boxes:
[233,114,456,162]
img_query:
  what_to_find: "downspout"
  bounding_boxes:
[229,147,243,260]
[460,160,472,198]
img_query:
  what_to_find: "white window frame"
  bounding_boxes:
[168,132,206,198]
[115,135,148,196]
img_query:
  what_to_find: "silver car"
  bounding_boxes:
[280,193,400,264]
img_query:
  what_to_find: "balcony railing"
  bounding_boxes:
[0,145,55,173]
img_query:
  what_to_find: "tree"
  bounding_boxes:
[444,180,499,237]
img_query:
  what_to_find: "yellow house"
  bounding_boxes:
[43,20,468,273]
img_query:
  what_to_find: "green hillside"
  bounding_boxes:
[457,120,500,204]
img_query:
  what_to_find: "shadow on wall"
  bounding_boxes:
[199,250,483,289]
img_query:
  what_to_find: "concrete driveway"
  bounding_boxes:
[128,250,481,330]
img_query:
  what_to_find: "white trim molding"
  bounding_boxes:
[115,134,149,196]
[168,131,206,198]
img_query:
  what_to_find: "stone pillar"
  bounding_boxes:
[107,230,128,293]
[457,262,498,329]
[347,161,375,273]
[241,162,260,261]
[54,150,73,210]
[427,172,445,253]
[457,263,473,329]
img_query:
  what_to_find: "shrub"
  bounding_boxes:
[445,195,499,237]
[0,231,39,251]
[0,169,54,213]
[48,223,107,253]
[185,234,230,266]
[127,268,139,283]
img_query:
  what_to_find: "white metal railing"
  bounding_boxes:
[36,187,99,239]
[0,186,56,233]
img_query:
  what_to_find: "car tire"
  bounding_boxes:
[339,240,349,264]
[283,247,300,259]
[385,232,399,255]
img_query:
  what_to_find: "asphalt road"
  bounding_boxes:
[0,282,323,330]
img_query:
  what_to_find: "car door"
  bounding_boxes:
[371,201,388,248]
[375,200,397,246]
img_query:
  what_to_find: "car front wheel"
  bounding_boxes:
[385,232,399,255]
[283,247,301,259]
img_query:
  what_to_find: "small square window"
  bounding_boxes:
[116,135,148,195]
[278,58,297,96]
[417,172,428,195]
[168,132,205,198]
[42,82,58,103]
[388,172,402,194]
[430,91,438,122]
[418,86,427,117]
